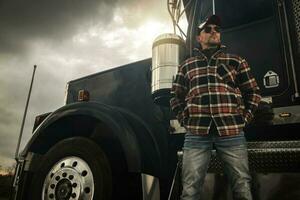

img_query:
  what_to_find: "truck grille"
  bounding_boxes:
[292,0,300,53]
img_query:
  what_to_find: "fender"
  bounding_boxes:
[20,101,155,172]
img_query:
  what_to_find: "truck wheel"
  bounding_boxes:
[29,137,112,200]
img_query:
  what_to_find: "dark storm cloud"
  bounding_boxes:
[0,0,116,54]
[0,0,167,54]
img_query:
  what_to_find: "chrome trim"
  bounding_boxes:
[12,158,24,188]
[281,0,300,98]
[141,173,160,200]
[12,157,25,200]
[64,82,70,105]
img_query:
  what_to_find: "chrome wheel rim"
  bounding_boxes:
[42,156,94,200]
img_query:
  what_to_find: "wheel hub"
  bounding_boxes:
[55,179,72,199]
[42,157,94,200]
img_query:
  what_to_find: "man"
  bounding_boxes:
[170,15,261,200]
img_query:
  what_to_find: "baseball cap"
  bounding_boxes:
[198,15,221,31]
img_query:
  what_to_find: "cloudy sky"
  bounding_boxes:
[0,0,187,168]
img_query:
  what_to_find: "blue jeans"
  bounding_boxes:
[181,127,252,200]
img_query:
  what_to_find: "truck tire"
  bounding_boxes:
[28,137,112,200]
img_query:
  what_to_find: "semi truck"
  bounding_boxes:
[11,0,300,199]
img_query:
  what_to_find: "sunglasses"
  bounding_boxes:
[203,26,221,33]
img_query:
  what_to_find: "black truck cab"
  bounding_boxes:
[11,1,300,200]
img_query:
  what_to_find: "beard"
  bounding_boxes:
[207,36,221,47]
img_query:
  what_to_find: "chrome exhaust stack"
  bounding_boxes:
[151,33,186,106]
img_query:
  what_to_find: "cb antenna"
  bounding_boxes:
[14,65,37,160]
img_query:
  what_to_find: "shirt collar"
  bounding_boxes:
[192,45,226,58]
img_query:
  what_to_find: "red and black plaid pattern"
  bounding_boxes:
[170,47,261,136]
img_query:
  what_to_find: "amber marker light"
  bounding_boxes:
[78,90,90,101]
[279,112,292,118]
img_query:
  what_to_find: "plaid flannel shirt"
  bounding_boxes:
[170,46,261,136]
